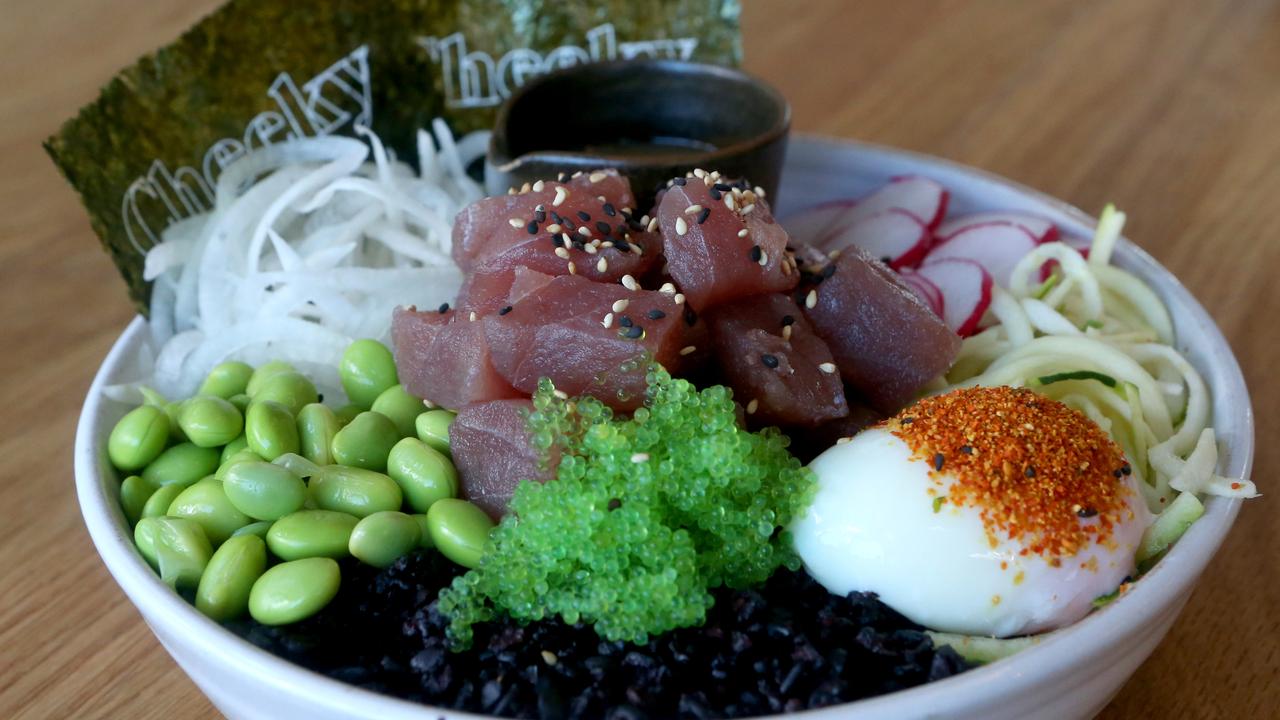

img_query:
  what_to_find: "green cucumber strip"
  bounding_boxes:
[926,631,1044,665]
[1136,491,1205,564]
[1035,370,1118,388]
[1034,273,1061,300]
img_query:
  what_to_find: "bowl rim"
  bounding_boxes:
[74,133,1254,719]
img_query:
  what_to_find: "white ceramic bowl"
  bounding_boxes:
[75,135,1253,720]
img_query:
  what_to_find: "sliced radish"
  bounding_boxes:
[916,259,993,337]
[818,209,931,269]
[1039,235,1092,281]
[898,268,945,317]
[781,199,855,245]
[924,223,1038,287]
[936,212,1060,244]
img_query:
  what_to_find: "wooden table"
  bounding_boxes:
[1,0,1275,717]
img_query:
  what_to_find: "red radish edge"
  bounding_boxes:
[916,258,993,337]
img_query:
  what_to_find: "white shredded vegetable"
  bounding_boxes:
[141,123,486,400]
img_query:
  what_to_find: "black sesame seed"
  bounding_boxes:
[1025,466,1036,478]
[647,309,666,320]
[714,182,733,192]
[960,444,973,454]
[627,220,645,232]
[317,393,324,403]
[602,203,617,217]
[613,239,632,252]
[556,172,567,182]
[820,264,836,279]
[901,417,914,424]
[781,314,796,327]
[1121,464,1132,476]
[437,303,450,314]
[880,256,893,264]
[573,239,586,250]
[619,316,634,328]
[697,207,711,224]
[933,453,945,471]
[673,177,687,186]
[1113,468,1124,478]
[596,221,612,235]
[1077,507,1098,518]
[498,305,513,316]
[551,211,565,224]
[684,307,698,326]
[623,325,644,339]
[526,221,538,234]
[577,211,591,222]
[709,188,722,200]
[750,245,763,262]
[550,235,563,248]
[761,354,780,369]
[534,209,546,223]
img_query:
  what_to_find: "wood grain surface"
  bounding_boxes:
[1,1,1275,717]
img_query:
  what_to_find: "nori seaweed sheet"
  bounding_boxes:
[45,0,741,312]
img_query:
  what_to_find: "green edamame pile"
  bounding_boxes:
[107,343,494,626]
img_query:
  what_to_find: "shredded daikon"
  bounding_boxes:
[142,123,486,400]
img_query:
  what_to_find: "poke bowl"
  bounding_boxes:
[73,132,1253,720]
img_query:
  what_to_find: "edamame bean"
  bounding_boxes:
[335,404,362,426]
[150,516,214,589]
[178,396,244,448]
[167,478,251,545]
[253,371,318,416]
[248,557,341,626]
[141,442,220,487]
[245,400,299,461]
[228,394,251,413]
[231,520,274,539]
[387,438,458,513]
[245,360,295,397]
[199,361,254,399]
[272,452,321,479]
[196,534,267,621]
[330,411,398,471]
[309,465,402,518]
[215,449,264,481]
[340,339,398,409]
[267,510,359,560]
[220,435,249,465]
[410,514,434,548]
[108,405,170,472]
[163,401,188,442]
[371,384,424,438]
[349,511,420,568]
[296,403,339,466]
[120,475,158,526]
[134,516,161,568]
[414,409,455,457]
[141,483,186,520]
[223,461,307,521]
[426,499,494,569]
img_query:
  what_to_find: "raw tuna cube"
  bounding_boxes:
[657,174,798,310]
[786,400,885,464]
[800,247,961,413]
[484,274,694,410]
[391,306,522,410]
[454,267,556,316]
[451,399,557,519]
[452,169,659,282]
[706,293,848,427]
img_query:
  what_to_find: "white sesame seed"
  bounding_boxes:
[468,311,477,322]
[520,182,531,193]
[601,241,614,248]
[805,289,818,308]
[673,293,686,305]
[567,261,577,274]
[737,228,749,238]
[758,250,769,267]
[561,233,572,246]
[782,325,793,341]
[647,218,659,232]
[597,195,606,202]
[612,299,630,313]
[684,204,703,215]
[541,650,558,666]
[507,188,517,195]
[578,226,592,237]
[754,186,766,198]
[547,223,562,233]
[836,436,853,445]
[422,398,437,409]
[584,243,598,254]
[552,186,568,206]
[693,168,706,178]
[746,399,759,415]
[589,171,607,183]
[553,389,569,400]
[631,452,650,463]
[724,194,737,211]
[675,217,688,236]
[640,214,651,225]
[679,345,697,356]
[828,249,842,259]
[621,274,639,291]
[741,203,756,215]
[658,282,676,295]
[596,257,608,273]
[508,218,524,228]
[532,180,545,192]
[554,247,570,260]
[602,312,614,328]
[571,171,583,178]
[819,362,837,374]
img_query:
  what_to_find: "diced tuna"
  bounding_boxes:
[454,267,556,317]
[706,294,848,427]
[801,247,961,414]
[657,177,798,310]
[786,400,885,463]
[450,399,558,519]
[391,306,522,410]
[483,274,694,410]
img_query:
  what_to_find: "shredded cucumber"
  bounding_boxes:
[1035,370,1118,387]
[926,631,1045,665]
[1137,491,1205,565]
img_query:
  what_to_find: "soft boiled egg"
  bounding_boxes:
[791,386,1153,638]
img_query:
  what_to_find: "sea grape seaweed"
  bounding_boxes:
[438,367,815,647]
[45,0,741,312]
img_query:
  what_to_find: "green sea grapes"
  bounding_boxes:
[438,367,815,647]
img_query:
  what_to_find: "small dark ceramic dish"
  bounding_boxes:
[486,60,791,206]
